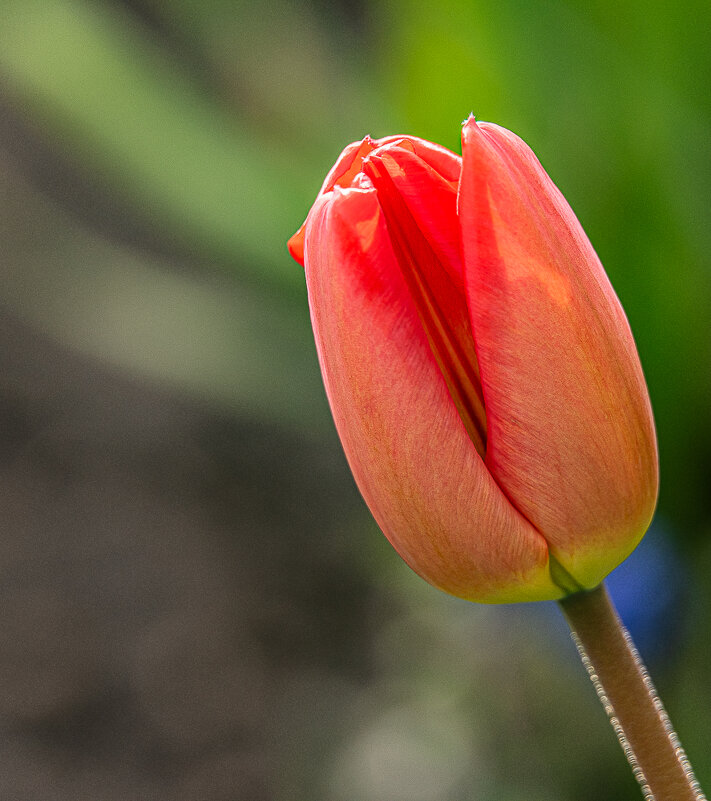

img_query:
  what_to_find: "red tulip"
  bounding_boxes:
[288,118,658,603]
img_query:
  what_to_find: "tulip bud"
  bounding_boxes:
[288,118,658,603]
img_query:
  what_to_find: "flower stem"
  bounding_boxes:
[558,583,705,801]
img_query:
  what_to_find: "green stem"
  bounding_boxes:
[558,583,705,801]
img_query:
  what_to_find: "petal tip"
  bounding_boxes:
[287,226,305,266]
[461,115,483,145]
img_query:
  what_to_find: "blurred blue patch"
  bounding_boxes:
[605,519,686,665]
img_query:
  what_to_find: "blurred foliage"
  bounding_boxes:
[0,1,709,799]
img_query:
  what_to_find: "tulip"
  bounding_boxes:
[288,117,658,604]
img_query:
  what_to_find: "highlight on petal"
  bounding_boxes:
[459,117,658,589]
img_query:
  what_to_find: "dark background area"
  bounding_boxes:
[0,1,710,798]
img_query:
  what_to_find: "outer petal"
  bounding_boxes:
[459,118,658,589]
[303,180,562,603]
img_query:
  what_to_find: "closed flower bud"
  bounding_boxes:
[288,117,658,603]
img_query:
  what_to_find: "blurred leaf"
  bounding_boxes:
[126,0,391,153]
[0,0,316,290]
[0,151,329,432]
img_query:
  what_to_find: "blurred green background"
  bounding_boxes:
[0,1,709,799]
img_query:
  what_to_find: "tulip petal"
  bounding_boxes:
[363,145,486,454]
[303,179,562,602]
[288,134,462,267]
[365,141,462,281]
[289,138,378,265]
[459,118,658,588]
